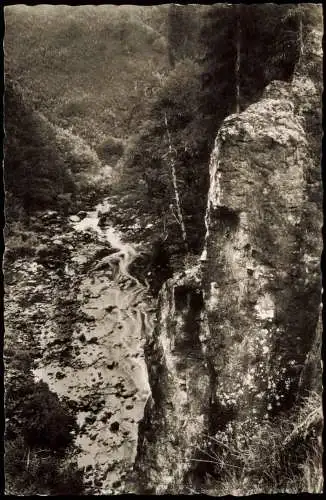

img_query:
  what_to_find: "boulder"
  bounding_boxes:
[69,215,81,223]
[110,421,120,433]
[77,211,88,220]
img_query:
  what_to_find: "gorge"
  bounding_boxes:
[3,4,323,496]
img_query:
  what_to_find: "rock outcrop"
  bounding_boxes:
[134,266,212,493]
[134,27,323,494]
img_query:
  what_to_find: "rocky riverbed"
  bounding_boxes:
[4,197,156,494]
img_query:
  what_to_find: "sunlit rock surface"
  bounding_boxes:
[134,28,322,493]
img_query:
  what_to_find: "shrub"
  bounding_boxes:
[5,437,84,496]
[5,366,84,495]
[96,135,125,163]
[20,381,77,451]
[191,391,323,495]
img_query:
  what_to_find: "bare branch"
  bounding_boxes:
[164,113,188,248]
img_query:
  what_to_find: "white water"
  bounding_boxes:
[73,199,141,286]
[200,133,223,263]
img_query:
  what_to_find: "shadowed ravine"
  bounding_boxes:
[33,198,155,494]
[4,5,323,496]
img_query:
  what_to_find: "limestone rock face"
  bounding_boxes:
[134,28,322,493]
[134,266,212,493]
[202,92,321,426]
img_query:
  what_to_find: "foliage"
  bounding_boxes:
[6,370,76,450]
[5,347,84,495]
[22,381,77,450]
[200,3,322,116]
[3,227,38,261]
[115,4,312,266]
[118,58,209,260]
[3,5,322,495]
[4,79,104,220]
[6,4,321,237]
[5,437,84,496]
[192,392,323,495]
[167,5,208,67]
[96,135,125,163]
[53,123,102,181]
[199,3,305,135]
[4,79,74,215]
[4,4,171,144]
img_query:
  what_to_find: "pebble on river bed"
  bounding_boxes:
[69,215,81,222]
[110,421,120,432]
[101,412,112,423]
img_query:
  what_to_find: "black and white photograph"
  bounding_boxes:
[2,3,324,495]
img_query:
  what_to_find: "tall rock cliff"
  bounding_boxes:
[134,26,323,494]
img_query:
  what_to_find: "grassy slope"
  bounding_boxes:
[4,5,170,146]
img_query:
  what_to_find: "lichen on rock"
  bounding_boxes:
[134,26,322,494]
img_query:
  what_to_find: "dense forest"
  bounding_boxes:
[4,78,106,222]
[3,3,323,496]
[4,5,169,145]
[5,4,321,231]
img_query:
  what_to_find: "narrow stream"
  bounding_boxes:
[33,198,154,494]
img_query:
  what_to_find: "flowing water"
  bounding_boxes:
[33,198,155,494]
[200,132,223,263]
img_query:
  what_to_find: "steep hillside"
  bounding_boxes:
[4,78,106,224]
[4,5,170,146]
[114,4,313,294]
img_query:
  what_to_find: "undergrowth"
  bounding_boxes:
[192,391,323,495]
[4,324,85,494]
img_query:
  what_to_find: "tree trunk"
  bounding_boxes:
[164,113,188,249]
[26,447,30,471]
[235,4,241,114]
[298,8,304,59]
